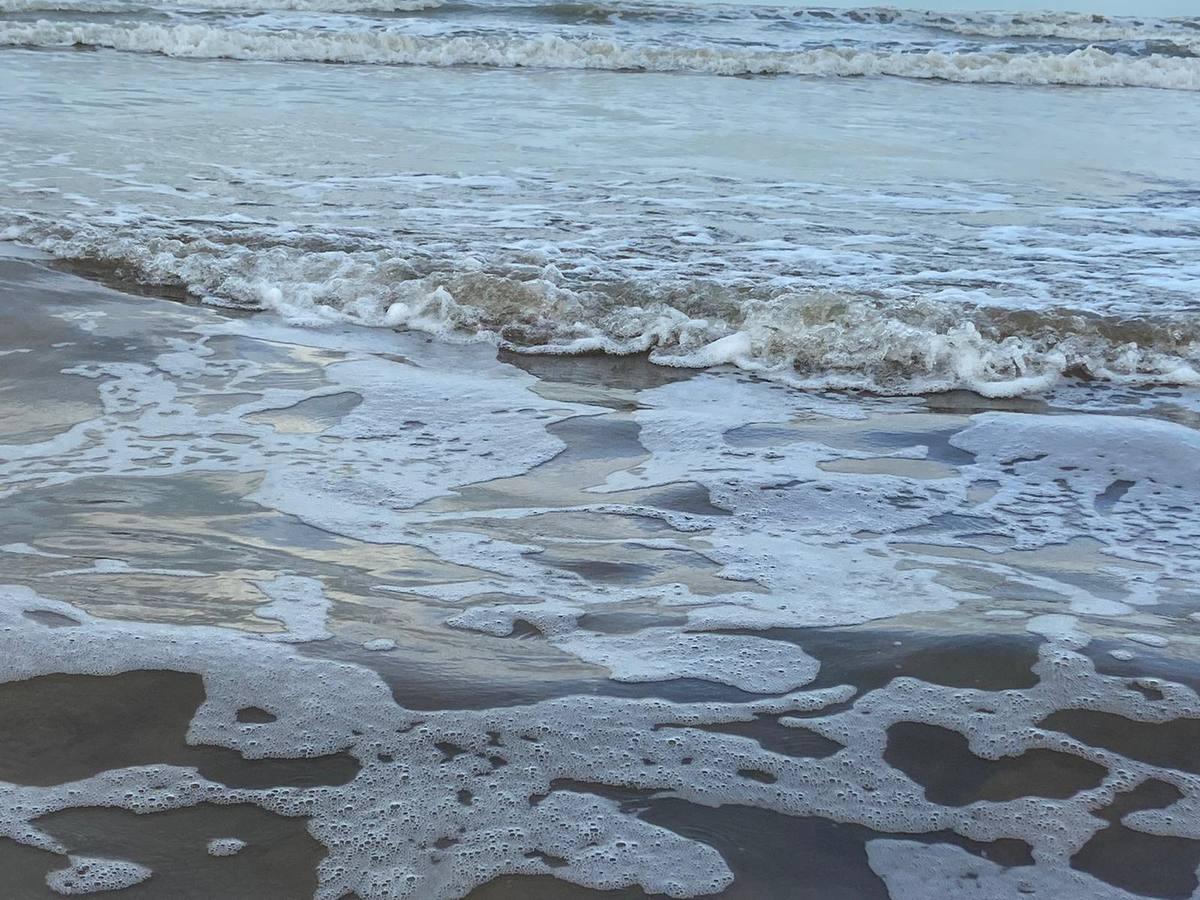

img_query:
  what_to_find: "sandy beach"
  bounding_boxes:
[0,249,1197,897]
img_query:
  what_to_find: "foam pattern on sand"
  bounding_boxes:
[1,290,1193,678]
[2,582,1199,899]
[952,413,1200,568]
[45,857,152,895]
[1,260,1198,898]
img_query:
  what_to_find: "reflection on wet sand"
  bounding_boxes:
[0,255,1198,899]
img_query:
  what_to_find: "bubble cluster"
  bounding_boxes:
[2,582,1198,899]
[206,838,247,857]
[45,856,153,896]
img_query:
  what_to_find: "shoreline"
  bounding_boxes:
[1,256,1198,897]
[7,240,1199,402]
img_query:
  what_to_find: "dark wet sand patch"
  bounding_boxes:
[576,610,690,634]
[376,660,763,711]
[429,416,648,513]
[726,628,1042,713]
[203,332,346,370]
[1071,779,1200,899]
[1039,709,1200,774]
[308,625,1046,715]
[293,634,744,713]
[922,391,1051,417]
[528,543,744,596]
[885,722,1107,805]
[20,803,323,900]
[419,414,728,517]
[469,874,650,899]
[1086,642,1200,696]
[818,456,958,480]
[0,670,359,789]
[725,418,975,469]
[453,510,686,544]
[638,482,731,516]
[21,609,81,628]
[859,427,976,466]
[0,838,72,899]
[235,706,278,724]
[500,350,697,394]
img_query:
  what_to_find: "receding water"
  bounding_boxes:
[1,0,1199,894]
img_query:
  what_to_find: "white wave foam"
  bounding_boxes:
[0,0,441,11]
[7,220,1198,398]
[907,8,1200,50]
[4,0,1196,57]
[2,20,1198,89]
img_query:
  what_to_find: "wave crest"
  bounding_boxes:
[1,21,1199,89]
[907,8,1200,47]
[0,0,442,11]
[6,220,1198,398]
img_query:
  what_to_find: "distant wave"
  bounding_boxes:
[5,218,1198,398]
[2,20,1199,89]
[3,0,1197,46]
[0,0,443,11]
[3,0,1196,56]
[903,9,1200,47]
[2,0,1197,31]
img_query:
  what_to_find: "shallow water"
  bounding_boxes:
[3,0,1200,394]
[1,252,1198,898]
[2,0,1200,893]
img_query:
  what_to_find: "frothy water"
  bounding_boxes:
[2,254,1199,898]
[1,0,1199,894]
[3,20,1200,87]
[2,29,1199,394]
[7,0,1200,393]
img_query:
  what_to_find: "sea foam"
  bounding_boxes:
[6,218,1198,397]
[2,21,1198,89]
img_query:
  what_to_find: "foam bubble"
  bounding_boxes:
[206,838,247,857]
[362,638,396,651]
[252,575,333,643]
[46,857,153,896]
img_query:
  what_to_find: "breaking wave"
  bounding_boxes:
[0,0,443,11]
[3,0,1198,40]
[906,9,1200,47]
[6,220,1198,398]
[1,20,1199,88]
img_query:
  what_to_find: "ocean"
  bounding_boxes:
[4,0,1200,395]
[0,0,1198,897]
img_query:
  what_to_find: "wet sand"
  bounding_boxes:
[1,253,1198,899]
